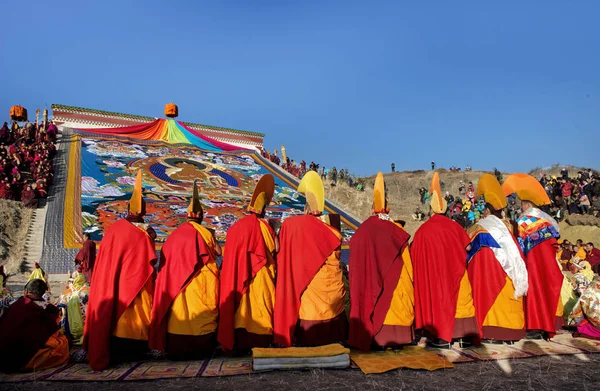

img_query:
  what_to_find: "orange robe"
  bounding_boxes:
[348,216,414,351]
[467,219,526,341]
[218,214,276,351]
[83,218,156,370]
[412,214,479,343]
[150,221,219,358]
[274,215,347,347]
[0,297,69,372]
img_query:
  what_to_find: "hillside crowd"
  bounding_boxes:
[538,168,600,219]
[0,121,57,208]
[261,147,365,190]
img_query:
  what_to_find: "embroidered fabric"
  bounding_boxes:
[478,215,529,298]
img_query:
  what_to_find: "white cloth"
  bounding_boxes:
[478,215,529,298]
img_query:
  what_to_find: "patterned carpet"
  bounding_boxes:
[1,333,599,382]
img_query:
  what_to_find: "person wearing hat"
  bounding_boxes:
[411,172,478,348]
[273,171,347,347]
[466,174,528,343]
[150,180,222,359]
[218,174,279,352]
[502,173,565,339]
[348,172,414,351]
[84,170,157,370]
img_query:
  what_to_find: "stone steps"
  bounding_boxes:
[22,191,49,269]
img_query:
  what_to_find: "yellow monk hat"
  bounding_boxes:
[298,171,325,215]
[502,173,550,206]
[248,174,275,214]
[128,169,145,216]
[476,173,507,210]
[429,172,447,214]
[187,180,203,218]
[373,172,389,214]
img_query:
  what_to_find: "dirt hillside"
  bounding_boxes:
[0,199,33,275]
[326,169,488,236]
[326,169,600,242]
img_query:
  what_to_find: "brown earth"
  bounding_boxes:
[6,354,600,390]
[326,170,485,236]
[0,199,32,276]
[327,169,600,243]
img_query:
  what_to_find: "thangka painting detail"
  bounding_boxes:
[75,137,355,247]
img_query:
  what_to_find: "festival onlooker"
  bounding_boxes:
[585,243,600,274]
[0,119,56,207]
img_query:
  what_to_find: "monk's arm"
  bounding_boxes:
[274,235,280,254]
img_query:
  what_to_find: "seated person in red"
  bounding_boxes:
[0,279,69,372]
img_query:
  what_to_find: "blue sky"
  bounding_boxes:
[1,1,599,176]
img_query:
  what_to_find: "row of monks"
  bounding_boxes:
[80,169,563,371]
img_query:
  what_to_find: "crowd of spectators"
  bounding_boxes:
[260,147,365,190]
[415,178,516,229]
[0,121,57,208]
[538,168,600,220]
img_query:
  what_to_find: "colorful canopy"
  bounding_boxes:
[77,119,245,152]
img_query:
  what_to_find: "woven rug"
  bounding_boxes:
[1,334,599,381]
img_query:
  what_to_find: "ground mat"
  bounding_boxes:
[1,333,599,382]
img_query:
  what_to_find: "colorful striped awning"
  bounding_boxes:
[76,119,246,152]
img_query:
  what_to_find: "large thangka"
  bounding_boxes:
[65,136,357,248]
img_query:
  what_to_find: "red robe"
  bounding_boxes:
[348,216,410,351]
[218,214,273,351]
[75,239,96,282]
[411,214,471,343]
[83,219,156,371]
[525,239,564,335]
[273,215,341,347]
[149,222,211,352]
[0,297,60,372]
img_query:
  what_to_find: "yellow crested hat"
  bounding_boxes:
[248,174,275,214]
[187,180,203,219]
[476,173,507,210]
[429,172,447,214]
[373,172,389,213]
[502,173,550,206]
[298,171,324,215]
[128,169,145,216]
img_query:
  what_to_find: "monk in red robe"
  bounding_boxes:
[75,233,96,282]
[412,173,479,348]
[503,174,565,339]
[83,170,157,370]
[274,171,347,347]
[0,279,69,372]
[349,172,414,351]
[150,180,221,359]
[0,179,13,200]
[218,174,279,352]
[467,174,528,342]
[21,184,38,208]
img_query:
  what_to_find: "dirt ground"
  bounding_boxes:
[0,199,32,275]
[6,354,600,390]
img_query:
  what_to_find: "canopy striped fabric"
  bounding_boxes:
[76,119,246,152]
